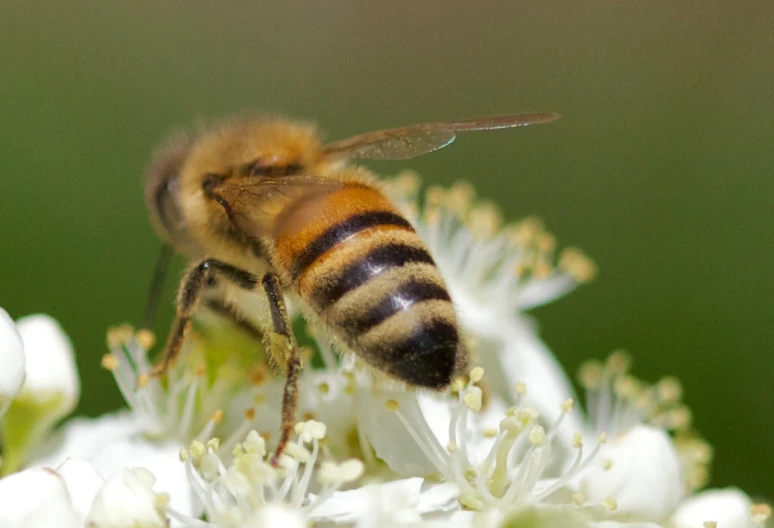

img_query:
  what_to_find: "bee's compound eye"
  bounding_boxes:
[203,173,225,192]
[244,158,304,177]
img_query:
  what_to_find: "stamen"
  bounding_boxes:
[751,503,772,526]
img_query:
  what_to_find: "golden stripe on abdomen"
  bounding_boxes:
[289,211,413,280]
[337,278,451,335]
[309,242,436,309]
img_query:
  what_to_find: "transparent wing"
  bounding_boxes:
[213,174,345,238]
[322,112,560,161]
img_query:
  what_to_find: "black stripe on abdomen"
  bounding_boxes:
[372,319,459,389]
[310,243,436,308]
[290,211,414,279]
[339,280,451,335]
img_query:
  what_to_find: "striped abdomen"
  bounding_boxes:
[274,183,465,388]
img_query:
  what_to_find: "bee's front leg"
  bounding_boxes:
[149,258,259,378]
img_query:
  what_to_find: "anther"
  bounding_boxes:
[469,366,484,384]
[136,329,156,349]
[101,354,119,371]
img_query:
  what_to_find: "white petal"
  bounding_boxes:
[229,371,356,457]
[0,307,25,409]
[56,458,105,521]
[32,412,144,466]
[498,508,591,528]
[354,390,439,475]
[310,477,424,523]
[416,480,460,514]
[30,412,198,519]
[85,468,167,528]
[244,504,306,528]
[310,477,459,525]
[671,488,753,528]
[0,467,79,526]
[589,523,663,528]
[478,317,585,447]
[578,424,683,520]
[15,314,79,413]
[17,501,82,528]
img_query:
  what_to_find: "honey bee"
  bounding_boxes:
[143,112,559,463]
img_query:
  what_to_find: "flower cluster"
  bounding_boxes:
[0,177,769,527]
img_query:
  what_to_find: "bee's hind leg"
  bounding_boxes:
[261,272,302,467]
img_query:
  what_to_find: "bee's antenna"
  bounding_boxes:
[141,243,174,331]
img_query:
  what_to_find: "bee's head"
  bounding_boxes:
[143,134,201,253]
[173,117,323,232]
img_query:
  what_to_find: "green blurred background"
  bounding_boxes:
[1,1,771,498]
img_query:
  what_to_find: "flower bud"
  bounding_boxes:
[0,308,25,415]
[579,424,683,520]
[1,314,79,473]
[16,314,79,413]
[85,468,168,527]
[671,488,753,528]
[0,467,80,527]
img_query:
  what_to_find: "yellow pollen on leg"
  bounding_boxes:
[385,399,400,412]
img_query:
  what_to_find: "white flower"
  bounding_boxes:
[0,307,25,417]
[578,425,683,521]
[0,458,106,528]
[226,353,359,462]
[56,458,106,521]
[1,313,78,474]
[242,504,306,528]
[576,351,713,495]
[359,369,609,516]
[310,477,459,525]
[15,314,79,411]
[30,412,198,520]
[85,467,169,527]
[103,325,238,442]
[0,466,82,528]
[171,424,366,527]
